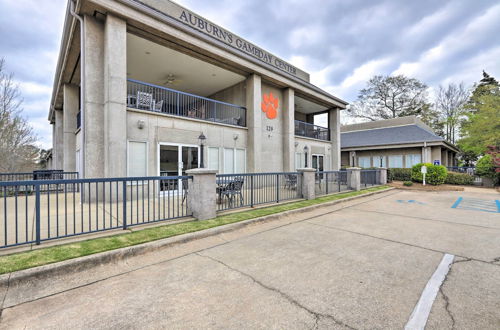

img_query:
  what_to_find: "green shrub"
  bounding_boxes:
[445,172,474,185]
[387,168,412,181]
[403,181,413,186]
[411,163,447,185]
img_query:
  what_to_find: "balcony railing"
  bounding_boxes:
[294,120,330,141]
[127,79,246,127]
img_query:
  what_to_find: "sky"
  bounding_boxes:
[0,0,499,148]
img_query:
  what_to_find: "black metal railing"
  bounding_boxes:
[127,79,246,127]
[294,120,330,141]
[446,166,475,175]
[0,175,191,248]
[216,172,301,212]
[360,169,379,187]
[0,171,78,183]
[315,171,349,196]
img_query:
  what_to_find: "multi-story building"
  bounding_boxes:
[48,0,347,180]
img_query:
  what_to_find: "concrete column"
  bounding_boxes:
[50,123,56,169]
[329,108,341,170]
[297,168,316,200]
[104,14,127,178]
[431,146,441,165]
[282,88,295,172]
[422,147,431,163]
[63,84,79,172]
[347,167,361,191]
[54,109,64,170]
[83,15,105,178]
[378,168,387,185]
[186,169,217,220]
[246,74,262,173]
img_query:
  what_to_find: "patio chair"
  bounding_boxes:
[220,177,244,207]
[154,100,164,112]
[284,174,297,190]
[136,91,153,110]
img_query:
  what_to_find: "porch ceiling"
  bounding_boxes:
[127,33,246,97]
[295,95,328,114]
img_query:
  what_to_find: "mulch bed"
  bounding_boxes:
[389,181,464,191]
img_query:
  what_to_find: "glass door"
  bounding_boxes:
[159,144,199,193]
[312,155,324,180]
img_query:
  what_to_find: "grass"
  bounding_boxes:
[0,185,389,275]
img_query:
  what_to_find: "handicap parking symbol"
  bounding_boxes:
[396,200,426,205]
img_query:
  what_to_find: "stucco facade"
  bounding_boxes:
[48,0,347,178]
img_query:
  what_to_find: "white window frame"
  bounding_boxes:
[127,140,149,180]
[358,156,371,168]
[388,155,403,168]
[222,147,246,174]
[207,146,221,172]
[405,154,421,168]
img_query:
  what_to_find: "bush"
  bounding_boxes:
[445,172,474,185]
[411,163,447,185]
[387,168,412,181]
[403,181,413,186]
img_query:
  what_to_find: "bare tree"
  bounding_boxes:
[435,82,469,144]
[0,58,38,172]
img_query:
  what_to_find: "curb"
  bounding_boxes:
[0,187,395,286]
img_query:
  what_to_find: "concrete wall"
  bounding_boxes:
[431,146,441,165]
[208,81,246,107]
[54,110,64,170]
[295,137,332,170]
[260,82,284,172]
[127,110,247,175]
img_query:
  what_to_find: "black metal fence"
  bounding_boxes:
[0,170,78,182]
[315,171,349,195]
[127,79,246,127]
[0,175,191,248]
[446,166,476,175]
[360,169,379,188]
[294,120,330,141]
[216,172,301,212]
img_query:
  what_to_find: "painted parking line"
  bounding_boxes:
[405,254,455,330]
[451,197,500,213]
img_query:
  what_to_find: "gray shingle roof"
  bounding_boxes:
[341,125,444,148]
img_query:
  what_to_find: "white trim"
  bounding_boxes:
[127,140,149,183]
[157,142,200,176]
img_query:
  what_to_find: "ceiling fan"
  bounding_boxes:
[163,74,182,86]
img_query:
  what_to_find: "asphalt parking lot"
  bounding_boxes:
[1,188,499,329]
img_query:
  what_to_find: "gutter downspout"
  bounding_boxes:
[69,0,85,179]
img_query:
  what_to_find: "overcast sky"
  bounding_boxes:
[1,0,499,148]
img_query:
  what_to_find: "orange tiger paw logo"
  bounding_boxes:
[261,92,278,119]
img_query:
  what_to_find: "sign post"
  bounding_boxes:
[421,165,427,186]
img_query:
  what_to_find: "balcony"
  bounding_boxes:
[126,79,246,127]
[295,120,330,141]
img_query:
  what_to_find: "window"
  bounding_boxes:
[388,155,403,168]
[223,148,246,174]
[208,147,219,171]
[358,156,371,168]
[235,149,246,173]
[128,141,147,176]
[295,152,305,169]
[374,156,386,168]
[405,154,421,168]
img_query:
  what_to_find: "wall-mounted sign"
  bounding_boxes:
[261,92,278,119]
[433,160,440,165]
[173,9,309,81]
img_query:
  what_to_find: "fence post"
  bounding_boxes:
[276,174,279,203]
[186,169,217,220]
[347,167,361,191]
[297,168,316,200]
[35,183,41,245]
[378,168,387,185]
[250,175,254,207]
[122,181,127,230]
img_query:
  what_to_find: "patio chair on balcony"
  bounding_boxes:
[136,91,153,110]
[154,100,164,112]
[220,177,244,207]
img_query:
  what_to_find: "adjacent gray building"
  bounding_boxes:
[341,116,459,168]
[48,0,347,183]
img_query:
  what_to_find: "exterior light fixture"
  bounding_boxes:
[233,134,239,140]
[137,120,145,129]
[198,132,206,168]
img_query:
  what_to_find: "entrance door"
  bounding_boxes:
[312,154,324,180]
[159,144,199,192]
